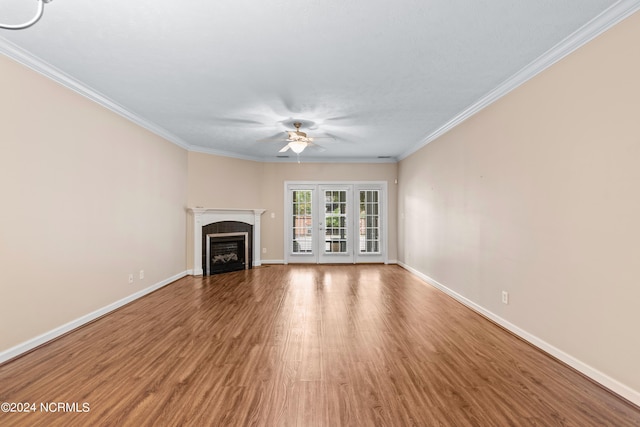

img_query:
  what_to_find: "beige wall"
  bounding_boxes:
[398,12,640,395]
[187,154,398,266]
[0,55,188,352]
[187,152,264,208]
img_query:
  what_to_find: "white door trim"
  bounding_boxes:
[284,181,388,264]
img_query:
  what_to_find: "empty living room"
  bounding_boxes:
[1,1,640,425]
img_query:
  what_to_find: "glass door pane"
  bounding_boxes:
[292,190,313,254]
[359,190,380,254]
[318,185,353,263]
[324,190,348,253]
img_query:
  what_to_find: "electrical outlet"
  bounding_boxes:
[262,248,267,254]
[128,274,134,284]
[139,270,144,280]
[501,291,509,304]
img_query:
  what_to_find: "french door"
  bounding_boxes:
[318,185,353,263]
[285,182,386,264]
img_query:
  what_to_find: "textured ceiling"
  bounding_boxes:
[0,0,633,162]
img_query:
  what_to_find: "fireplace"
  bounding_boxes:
[206,232,249,275]
[189,208,265,276]
[201,220,253,276]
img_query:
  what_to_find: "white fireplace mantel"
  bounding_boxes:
[189,208,266,275]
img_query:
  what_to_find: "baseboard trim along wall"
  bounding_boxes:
[188,261,396,269]
[397,262,640,407]
[258,260,398,266]
[0,271,188,365]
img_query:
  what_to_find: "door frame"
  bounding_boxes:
[318,184,354,264]
[284,181,388,264]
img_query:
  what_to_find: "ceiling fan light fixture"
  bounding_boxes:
[271,122,321,156]
[289,140,307,154]
[287,131,300,140]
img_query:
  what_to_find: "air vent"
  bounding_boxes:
[276,155,290,158]
[377,156,391,159]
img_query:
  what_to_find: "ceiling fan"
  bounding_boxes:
[277,122,327,155]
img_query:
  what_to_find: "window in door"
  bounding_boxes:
[359,190,380,254]
[324,190,348,253]
[292,190,313,254]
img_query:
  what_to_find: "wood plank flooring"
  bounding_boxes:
[0,265,639,426]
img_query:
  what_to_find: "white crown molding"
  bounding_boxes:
[187,145,265,162]
[189,145,399,163]
[0,37,193,151]
[0,37,398,164]
[399,0,640,160]
[0,271,188,365]
[265,155,398,164]
[397,262,640,407]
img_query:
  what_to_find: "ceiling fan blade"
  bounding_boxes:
[323,114,361,123]
[210,117,267,125]
[318,132,355,143]
[279,144,291,153]
[308,135,335,140]
[307,142,326,152]
[257,131,287,142]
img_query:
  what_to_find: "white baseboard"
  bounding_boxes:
[397,262,640,407]
[260,260,396,265]
[0,271,188,365]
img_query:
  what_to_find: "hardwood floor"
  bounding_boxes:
[0,265,638,426]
